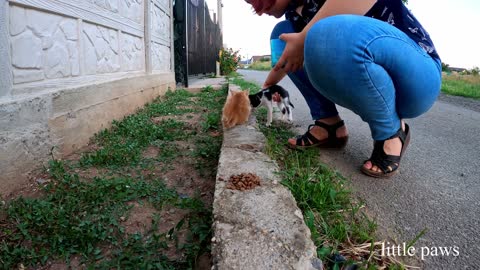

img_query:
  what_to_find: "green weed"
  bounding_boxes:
[0,160,178,268]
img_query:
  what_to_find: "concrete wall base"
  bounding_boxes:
[0,73,175,197]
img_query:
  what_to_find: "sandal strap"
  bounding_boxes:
[386,124,408,145]
[369,141,401,173]
[314,120,345,143]
[295,124,321,146]
[368,124,410,173]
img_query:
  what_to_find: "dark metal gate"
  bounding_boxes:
[174,0,222,87]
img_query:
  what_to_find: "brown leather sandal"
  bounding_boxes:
[288,120,348,150]
[361,123,411,178]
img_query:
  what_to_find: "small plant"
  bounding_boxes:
[219,48,240,75]
[202,112,221,131]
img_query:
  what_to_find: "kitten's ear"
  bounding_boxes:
[227,89,233,97]
[245,89,250,95]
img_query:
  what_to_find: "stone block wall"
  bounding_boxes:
[0,0,176,196]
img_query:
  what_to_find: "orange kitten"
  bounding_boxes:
[222,89,251,129]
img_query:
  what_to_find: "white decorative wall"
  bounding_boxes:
[82,22,121,75]
[4,0,173,96]
[10,6,80,84]
[1,0,176,195]
[150,0,172,71]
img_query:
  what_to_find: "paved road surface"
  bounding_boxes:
[238,69,479,269]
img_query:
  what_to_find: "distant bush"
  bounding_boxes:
[471,67,479,76]
[442,62,450,72]
[460,67,480,76]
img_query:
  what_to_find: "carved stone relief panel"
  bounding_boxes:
[121,33,144,71]
[82,23,120,75]
[9,5,80,84]
[120,0,143,24]
[8,0,171,87]
[94,0,119,13]
[151,42,170,71]
[152,3,170,41]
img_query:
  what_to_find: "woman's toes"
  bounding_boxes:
[288,136,314,147]
[363,160,373,169]
[363,161,382,172]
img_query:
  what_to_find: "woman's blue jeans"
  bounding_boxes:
[271,15,442,140]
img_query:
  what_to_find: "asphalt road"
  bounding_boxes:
[238,69,479,269]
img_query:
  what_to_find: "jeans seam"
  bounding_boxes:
[361,35,416,137]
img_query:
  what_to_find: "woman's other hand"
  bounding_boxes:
[273,32,306,73]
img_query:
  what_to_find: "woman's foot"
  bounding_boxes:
[362,121,410,177]
[287,116,349,149]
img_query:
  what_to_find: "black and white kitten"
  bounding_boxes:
[249,85,294,126]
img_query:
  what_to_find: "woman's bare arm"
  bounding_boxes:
[263,68,287,88]
[301,0,376,34]
[274,0,377,72]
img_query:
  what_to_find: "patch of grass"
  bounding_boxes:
[1,85,226,269]
[80,118,187,167]
[229,74,262,93]
[152,141,180,162]
[248,61,272,71]
[193,133,222,177]
[0,160,178,268]
[202,112,221,132]
[79,90,195,167]
[232,77,405,269]
[442,73,480,99]
[146,89,197,116]
[197,85,228,109]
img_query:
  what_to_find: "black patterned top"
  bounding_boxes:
[284,0,440,60]
[284,0,326,33]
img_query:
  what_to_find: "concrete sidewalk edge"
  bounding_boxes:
[211,84,323,270]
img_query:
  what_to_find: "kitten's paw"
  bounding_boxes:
[265,122,272,127]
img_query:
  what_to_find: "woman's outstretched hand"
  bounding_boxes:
[273,32,306,73]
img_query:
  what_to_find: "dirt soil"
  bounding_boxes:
[1,106,219,270]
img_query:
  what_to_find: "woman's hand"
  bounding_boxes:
[273,32,306,73]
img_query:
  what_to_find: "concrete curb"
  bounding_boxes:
[186,76,227,93]
[211,84,322,270]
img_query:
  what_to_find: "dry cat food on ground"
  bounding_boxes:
[225,173,261,191]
